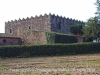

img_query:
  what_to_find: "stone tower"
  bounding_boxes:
[5,13,85,36]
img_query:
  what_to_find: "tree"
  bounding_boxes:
[70,24,83,35]
[82,17,99,41]
[95,0,100,28]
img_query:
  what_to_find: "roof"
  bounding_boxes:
[46,32,85,37]
[0,33,20,39]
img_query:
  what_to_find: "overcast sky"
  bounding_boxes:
[0,0,96,33]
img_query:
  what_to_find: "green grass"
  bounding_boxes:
[0,63,7,67]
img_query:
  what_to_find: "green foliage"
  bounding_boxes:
[45,32,56,44]
[0,42,100,58]
[95,0,100,27]
[0,63,7,67]
[65,72,71,75]
[45,32,77,44]
[82,17,99,39]
[55,34,77,43]
[70,24,83,35]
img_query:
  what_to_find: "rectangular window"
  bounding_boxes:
[10,29,12,33]
[58,22,61,29]
[29,26,31,29]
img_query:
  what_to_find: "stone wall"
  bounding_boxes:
[50,14,85,33]
[17,27,47,45]
[0,37,21,45]
[5,13,85,36]
[5,14,51,36]
[5,13,85,45]
[76,36,84,42]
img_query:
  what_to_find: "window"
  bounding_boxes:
[29,26,31,29]
[10,29,12,33]
[3,39,7,43]
[58,22,61,29]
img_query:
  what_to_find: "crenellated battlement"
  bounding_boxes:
[5,13,85,36]
[5,13,84,25]
[6,13,49,23]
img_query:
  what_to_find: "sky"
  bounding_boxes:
[0,0,96,33]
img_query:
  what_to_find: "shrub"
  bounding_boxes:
[0,42,100,58]
[55,34,77,43]
[45,32,77,44]
[45,32,56,44]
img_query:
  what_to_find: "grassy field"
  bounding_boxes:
[0,54,100,75]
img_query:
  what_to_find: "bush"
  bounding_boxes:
[0,42,100,58]
[45,32,77,44]
[55,34,77,43]
[45,32,56,44]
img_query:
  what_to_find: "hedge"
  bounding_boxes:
[55,34,77,43]
[45,32,77,44]
[0,42,100,58]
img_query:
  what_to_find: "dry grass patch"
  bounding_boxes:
[0,54,100,75]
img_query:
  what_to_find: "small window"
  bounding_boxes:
[3,39,7,43]
[10,29,12,33]
[58,22,61,29]
[29,26,31,29]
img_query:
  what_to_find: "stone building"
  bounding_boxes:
[0,14,85,45]
[5,14,85,35]
[0,33,21,45]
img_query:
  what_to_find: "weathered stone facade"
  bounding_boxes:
[5,14,85,35]
[0,37,21,45]
[0,33,21,45]
[17,27,47,44]
[5,14,51,36]
[4,14,85,45]
[50,14,85,33]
